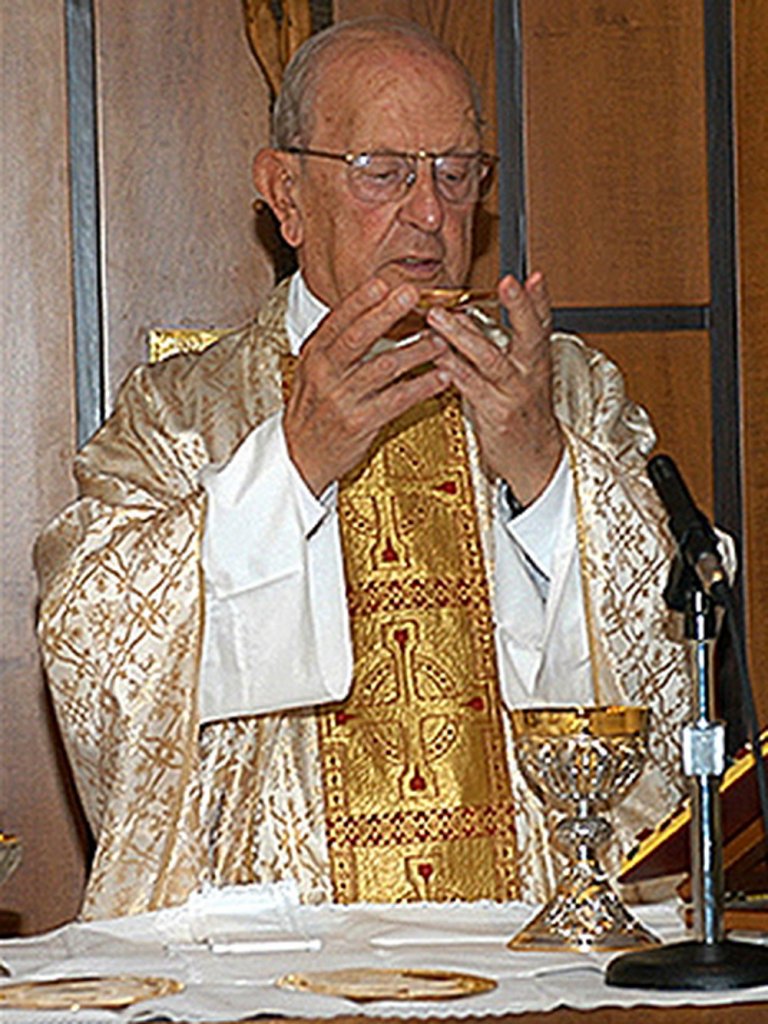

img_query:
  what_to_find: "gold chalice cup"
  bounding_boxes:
[509,705,660,952]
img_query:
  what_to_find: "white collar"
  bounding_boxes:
[285,273,330,356]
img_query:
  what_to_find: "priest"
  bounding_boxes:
[36,16,691,919]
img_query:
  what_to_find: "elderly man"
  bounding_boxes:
[37,17,690,920]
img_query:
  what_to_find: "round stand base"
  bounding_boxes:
[606,939,768,991]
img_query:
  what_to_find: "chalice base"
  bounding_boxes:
[509,867,660,953]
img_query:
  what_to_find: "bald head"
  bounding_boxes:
[271,17,483,149]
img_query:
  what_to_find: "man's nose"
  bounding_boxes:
[398,161,445,232]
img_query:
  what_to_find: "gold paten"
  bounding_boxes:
[0,976,184,1010]
[307,380,518,903]
[277,967,497,1002]
[416,287,498,311]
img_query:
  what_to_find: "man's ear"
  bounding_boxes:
[253,149,303,248]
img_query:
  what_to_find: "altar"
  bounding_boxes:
[1,887,767,1022]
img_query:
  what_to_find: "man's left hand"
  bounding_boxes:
[426,271,563,507]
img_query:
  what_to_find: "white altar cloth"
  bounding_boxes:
[1,886,767,1021]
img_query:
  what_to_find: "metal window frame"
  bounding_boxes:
[66,0,105,449]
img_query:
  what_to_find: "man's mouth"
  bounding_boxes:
[392,256,444,279]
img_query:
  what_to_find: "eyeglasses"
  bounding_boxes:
[282,147,497,205]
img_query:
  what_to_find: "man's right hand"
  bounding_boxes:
[283,277,449,496]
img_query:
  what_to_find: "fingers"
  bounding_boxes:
[309,277,420,369]
[361,363,449,432]
[498,271,552,355]
[424,272,551,385]
[426,304,510,383]
[524,271,552,334]
[432,344,496,405]
[284,286,450,494]
[332,333,449,452]
[432,338,563,505]
[285,270,556,497]
[353,332,448,394]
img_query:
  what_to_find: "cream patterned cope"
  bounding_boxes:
[35,282,691,919]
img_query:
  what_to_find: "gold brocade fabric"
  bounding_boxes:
[35,281,694,920]
[318,388,518,903]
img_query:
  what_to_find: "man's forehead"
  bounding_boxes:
[310,44,478,148]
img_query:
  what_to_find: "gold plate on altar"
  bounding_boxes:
[0,974,184,1009]
[276,966,497,1002]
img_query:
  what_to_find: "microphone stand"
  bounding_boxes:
[606,558,768,989]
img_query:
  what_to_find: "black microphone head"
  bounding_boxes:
[647,453,696,509]
[647,453,715,545]
[647,454,729,602]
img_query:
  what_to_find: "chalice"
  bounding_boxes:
[509,705,659,951]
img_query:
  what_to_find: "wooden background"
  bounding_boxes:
[2,2,84,936]
[1,0,766,934]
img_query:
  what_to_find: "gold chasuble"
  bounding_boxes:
[283,358,518,904]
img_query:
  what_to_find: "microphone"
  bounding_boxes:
[647,454,729,599]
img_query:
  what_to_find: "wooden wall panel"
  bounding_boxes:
[585,332,713,514]
[98,0,275,404]
[735,1,768,722]
[0,5,89,934]
[2,0,277,934]
[334,0,499,287]
[522,0,710,308]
